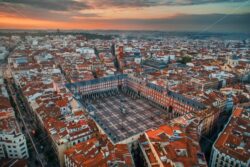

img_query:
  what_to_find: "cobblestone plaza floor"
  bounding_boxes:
[88,93,169,143]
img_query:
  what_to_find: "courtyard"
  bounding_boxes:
[85,92,170,143]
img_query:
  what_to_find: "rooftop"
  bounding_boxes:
[0,111,20,135]
[64,134,134,167]
[214,104,250,162]
[139,122,207,167]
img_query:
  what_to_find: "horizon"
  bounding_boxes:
[0,0,250,33]
[0,28,250,35]
[0,2,249,167]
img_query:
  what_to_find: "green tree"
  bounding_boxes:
[180,56,192,64]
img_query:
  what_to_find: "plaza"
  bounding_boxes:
[85,92,170,143]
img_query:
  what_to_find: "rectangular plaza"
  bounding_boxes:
[87,93,169,143]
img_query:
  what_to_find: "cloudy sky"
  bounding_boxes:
[0,0,249,32]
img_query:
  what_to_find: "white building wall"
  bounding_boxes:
[210,146,248,167]
[0,133,29,159]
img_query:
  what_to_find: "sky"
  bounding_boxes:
[0,0,250,33]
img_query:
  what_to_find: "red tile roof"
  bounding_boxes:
[64,134,133,167]
[140,123,207,167]
[214,105,249,162]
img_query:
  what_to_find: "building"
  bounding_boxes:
[138,121,207,167]
[67,74,218,136]
[5,34,250,167]
[210,103,250,167]
[42,114,93,167]
[33,95,94,167]
[0,81,29,160]
[66,74,127,99]
[10,68,95,166]
[0,96,29,159]
[64,134,134,167]
[0,159,28,167]
[0,46,8,60]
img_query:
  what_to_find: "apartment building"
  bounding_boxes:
[210,104,250,167]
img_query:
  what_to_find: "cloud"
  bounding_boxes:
[0,1,96,21]
[1,0,91,11]
[0,0,249,32]
[1,0,248,12]
[72,13,100,20]
[163,0,249,6]
[88,0,249,8]
[88,0,160,8]
[77,13,100,17]
[86,13,250,32]
[0,3,72,21]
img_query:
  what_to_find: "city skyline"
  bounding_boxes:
[0,0,250,33]
[0,1,250,167]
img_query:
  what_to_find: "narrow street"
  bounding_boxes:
[5,78,45,167]
[5,78,59,167]
[200,111,231,164]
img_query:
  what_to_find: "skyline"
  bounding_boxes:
[0,0,250,33]
[0,3,250,166]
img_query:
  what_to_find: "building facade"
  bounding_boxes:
[0,111,29,159]
[138,122,207,167]
[210,104,250,167]
[66,74,219,136]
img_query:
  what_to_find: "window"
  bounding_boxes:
[21,147,26,151]
[21,150,26,155]
[19,143,24,147]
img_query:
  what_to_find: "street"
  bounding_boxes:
[5,78,59,167]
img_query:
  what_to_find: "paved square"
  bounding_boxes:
[85,92,170,143]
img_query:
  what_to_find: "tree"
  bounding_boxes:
[180,56,192,64]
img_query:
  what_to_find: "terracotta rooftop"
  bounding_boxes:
[64,135,134,167]
[214,105,250,162]
[0,96,12,110]
[139,123,207,167]
[0,111,20,135]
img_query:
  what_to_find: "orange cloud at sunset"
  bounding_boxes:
[0,0,249,32]
[0,10,174,30]
[0,13,103,30]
